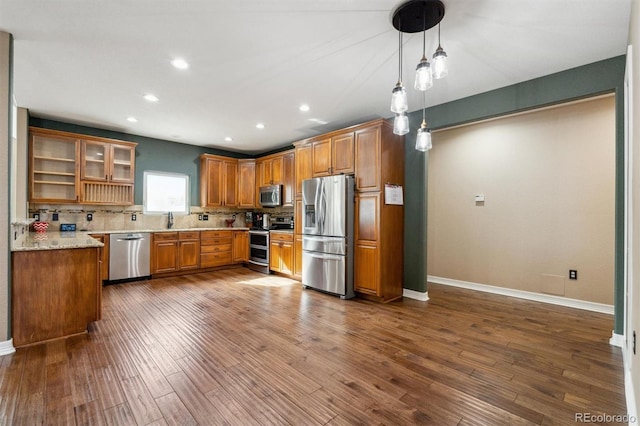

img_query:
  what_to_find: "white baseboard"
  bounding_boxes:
[403,288,429,301]
[610,331,625,348]
[0,339,15,356]
[428,276,614,315]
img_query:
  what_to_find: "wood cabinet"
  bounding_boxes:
[29,129,80,203]
[29,127,137,205]
[89,233,110,282]
[232,230,249,263]
[238,159,256,208]
[81,140,135,183]
[270,232,293,275]
[294,143,312,196]
[256,150,295,207]
[200,230,233,268]
[310,132,354,177]
[12,247,101,347]
[353,120,405,302]
[293,235,303,278]
[200,154,238,208]
[152,231,200,273]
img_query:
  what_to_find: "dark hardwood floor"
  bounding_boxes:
[0,267,626,425]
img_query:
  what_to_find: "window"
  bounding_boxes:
[143,171,190,215]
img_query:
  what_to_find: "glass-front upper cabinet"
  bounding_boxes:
[81,140,135,183]
[30,131,80,203]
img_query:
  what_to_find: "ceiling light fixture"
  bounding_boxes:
[391,0,448,151]
[126,116,138,123]
[224,137,233,142]
[144,94,159,102]
[171,58,189,70]
[299,104,310,112]
[256,123,265,129]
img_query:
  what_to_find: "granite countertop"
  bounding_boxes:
[12,231,104,252]
[85,227,250,234]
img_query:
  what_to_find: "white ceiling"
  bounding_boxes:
[0,0,631,154]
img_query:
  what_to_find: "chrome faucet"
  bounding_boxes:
[167,211,174,229]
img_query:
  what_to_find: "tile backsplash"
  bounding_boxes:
[28,204,294,232]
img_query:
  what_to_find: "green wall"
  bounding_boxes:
[403,55,626,333]
[28,118,251,206]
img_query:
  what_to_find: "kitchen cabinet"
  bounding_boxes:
[232,230,249,263]
[29,129,80,203]
[200,230,233,268]
[153,231,201,273]
[353,119,405,302]
[238,159,256,208]
[293,198,303,279]
[269,232,293,275]
[311,132,354,177]
[89,233,110,282]
[256,150,295,207]
[81,140,136,183]
[12,247,101,347]
[200,154,238,208]
[294,143,312,196]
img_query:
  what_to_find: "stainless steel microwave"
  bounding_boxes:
[259,184,282,207]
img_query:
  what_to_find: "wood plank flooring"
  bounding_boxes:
[0,267,626,425]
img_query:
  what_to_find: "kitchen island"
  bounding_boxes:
[11,231,103,347]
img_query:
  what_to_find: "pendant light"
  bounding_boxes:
[391,29,408,115]
[394,112,410,136]
[415,91,432,151]
[432,23,448,79]
[414,7,432,91]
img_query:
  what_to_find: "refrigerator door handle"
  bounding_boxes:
[304,251,343,261]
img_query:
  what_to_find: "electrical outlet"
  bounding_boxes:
[52,213,59,221]
[131,214,137,221]
[634,331,637,355]
[198,214,203,221]
[203,214,209,221]
[87,213,93,221]
[33,213,40,221]
[569,270,577,280]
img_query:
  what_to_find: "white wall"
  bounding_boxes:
[427,95,616,305]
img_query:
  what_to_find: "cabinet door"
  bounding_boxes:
[260,158,273,186]
[81,140,110,181]
[280,241,293,275]
[202,157,223,207]
[233,231,249,263]
[294,235,303,278]
[355,126,381,191]
[30,133,80,203]
[223,160,238,207]
[332,132,355,175]
[238,160,256,208]
[110,144,135,183]
[271,155,284,185]
[154,241,178,273]
[295,144,312,196]
[355,193,380,242]
[312,137,332,177]
[354,243,380,294]
[179,240,200,270]
[270,241,281,272]
[282,152,295,207]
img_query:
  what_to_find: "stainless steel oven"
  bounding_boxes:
[248,229,270,274]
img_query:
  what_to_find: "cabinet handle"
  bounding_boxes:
[105,175,108,180]
[110,174,113,180]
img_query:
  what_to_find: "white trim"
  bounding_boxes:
[626,366,638,425]
[0,339,15,356]
[403,288,429,301]
[610,331,625,348]
[428,276,614,315]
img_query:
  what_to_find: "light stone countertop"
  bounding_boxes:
[12,231,104,252]
[92,227,250,234]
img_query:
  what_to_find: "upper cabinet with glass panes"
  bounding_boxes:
[81,140,136,183]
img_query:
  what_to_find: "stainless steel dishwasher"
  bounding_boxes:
[109,232,151,282]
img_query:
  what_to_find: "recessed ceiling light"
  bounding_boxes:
[256,123,265,129]
[126,116,138,123]
[224,137,233,142]
[171,58,189,70]
[299,104,310,112]
[308,118,328,125]
[144,94,159,102]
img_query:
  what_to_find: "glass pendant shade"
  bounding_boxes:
[393,113,410,135]
[433,46,448,79]
[415,125,432,151]
[390,83,408,113]
[414,58,433,91]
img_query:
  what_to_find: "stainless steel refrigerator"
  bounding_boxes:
[301,175,355,299]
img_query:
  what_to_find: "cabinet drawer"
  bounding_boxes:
[201,244,232,253]
[201,237,233,247]
[270,232,293,243]
[200,252,233,268]
[154,232,178,241]
[179,231,200,241]
[201,230,232,239]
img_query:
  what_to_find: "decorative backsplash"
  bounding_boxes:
[27,204,294,232]
[11,219,34,241]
